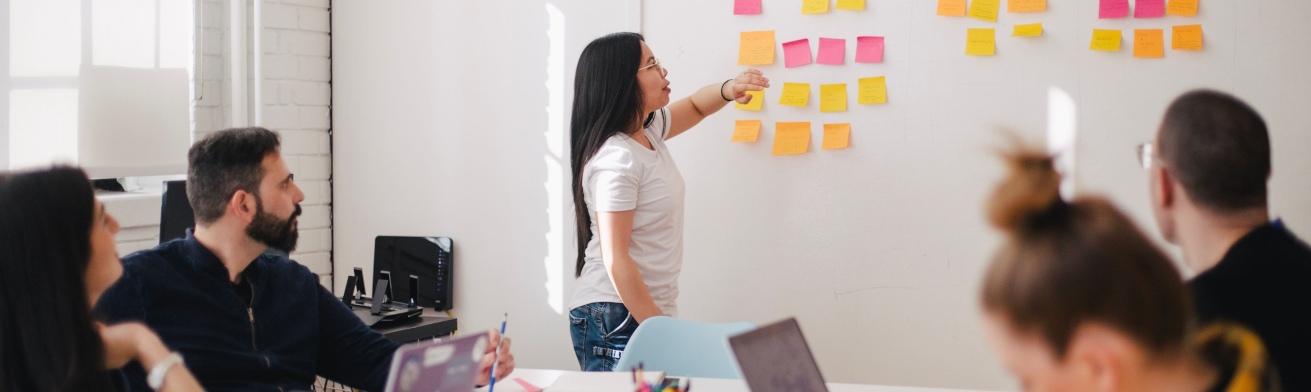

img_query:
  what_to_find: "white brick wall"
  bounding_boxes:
[113,0,334,288]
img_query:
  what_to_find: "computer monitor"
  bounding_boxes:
[159,180,195,244]
[374,236,453,310]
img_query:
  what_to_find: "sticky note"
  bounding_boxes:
[823,123,851,150]
[1090,29,1122,51]
[937,0,967,16]
[772,122,811,155]
[732,120,762,142]
[820,84,848,112]
[855,36,884,63]
[738,31,775,65]
[966,28,996,56]
[1166,0,1197,16]
[803,0,829,14]
[817,38,846,65]
[779,83,810,107]
[1013,23,1043,37]
[968,0,1001,22]
[1172,25,1203,50]
[837,0,865,10]
[734,0,761,15]
[782,38,813,68]
[858,76,887,104]
[1134,29,1164,58]
[1135,0,1165,18]
[736,90,765,111]
[1008,0,1046,13]
[1100,0,1129,18]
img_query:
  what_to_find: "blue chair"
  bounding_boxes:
[612,316,757,379]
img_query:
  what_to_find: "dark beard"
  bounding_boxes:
[247,198,301,254]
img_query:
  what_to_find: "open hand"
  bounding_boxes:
[726,69,770,105]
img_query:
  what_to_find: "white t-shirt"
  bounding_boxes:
[569,108,686,316]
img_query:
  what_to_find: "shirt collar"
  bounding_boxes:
[183,229,264,283]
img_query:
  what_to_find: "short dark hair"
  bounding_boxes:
[188,127,281,224]
[1158,90,1270,212]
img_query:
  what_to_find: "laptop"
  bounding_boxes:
[384,332,487,392]
[727,317,829,392]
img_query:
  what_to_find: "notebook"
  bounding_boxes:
[727,317,829,392]
[384,333,487,392]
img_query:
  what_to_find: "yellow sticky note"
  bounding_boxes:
[858,76,887,104]
[820,84,848,113]
[1013,23,1043,37]
[1134,29,1164,58]
[772,122,811,155]
[779,83,810,107]
[803,0,829,14]
[837,0,865,11]
[966,28,996,56]
[736,90,765,111]
[968,0,1001,22]
[1008,0,1046,12]
[1172,25,1203,50]
[1090,29,1122,51]
[937,0,967,16]
[1166,0,1197,16]
[822,123,851,150]
[738,31,776,65]
[732,120,761,143]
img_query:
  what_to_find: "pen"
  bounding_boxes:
[488,313,507,392]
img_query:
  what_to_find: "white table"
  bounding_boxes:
[478,368,998,392]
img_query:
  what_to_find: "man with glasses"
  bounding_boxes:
[1141,89,1309,390]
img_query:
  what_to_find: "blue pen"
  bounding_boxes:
[488,313,507,392]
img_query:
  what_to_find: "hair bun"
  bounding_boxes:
[987,146,1063,232]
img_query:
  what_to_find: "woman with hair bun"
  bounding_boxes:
[978,145,1279,392]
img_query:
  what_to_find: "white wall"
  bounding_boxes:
[332,0,1311,390]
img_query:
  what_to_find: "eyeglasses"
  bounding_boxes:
[639,59,667,77]
[1136,141,1154,170]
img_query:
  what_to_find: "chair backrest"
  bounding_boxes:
[612,316,756,379]
[159,180,194,244]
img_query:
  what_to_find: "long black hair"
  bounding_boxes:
[571,32,654,277]
[0,167,112,391]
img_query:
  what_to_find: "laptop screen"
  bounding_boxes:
[728,317,829,392]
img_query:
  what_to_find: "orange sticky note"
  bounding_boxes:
[1134,29,1164,58]
[779,83,810,107]
[803,0,829,14]
[1013,23,1043,37]
[738,31,776,65]
[1008,0,1046,13]
[1090,29,1122,51]
[966,28,996,56]
[772,122,811,155]
[937,0,967,16]
[858,76,887,104]
[822,123,851,150]
[1166,0,1197,16]
[735,90,764,111]
[732,120,762,142]
[837,0,865,10]
[1172,25,1203,50]
[969,0,1001,22]
[820,84,848,112]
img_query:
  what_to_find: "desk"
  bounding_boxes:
[478,369,999,392]
[372,315,457,343]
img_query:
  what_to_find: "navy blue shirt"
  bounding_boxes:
[95,234,398,391]
[1190,220,1311,391]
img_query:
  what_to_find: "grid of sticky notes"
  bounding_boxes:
[935,0,1203,57]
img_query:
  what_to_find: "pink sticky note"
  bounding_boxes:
[513,378,544,392]
[817,38,845,65]
[782,38,813,68]
[734,0,761,15]
[855,36,884,63]
[1134,0,1164,17]
[1100,0,1129,18]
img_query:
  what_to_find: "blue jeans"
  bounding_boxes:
[569,302,638,371]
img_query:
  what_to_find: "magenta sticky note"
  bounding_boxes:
[1134,0,1164,17]
[855,36,884,63]
[782,38,813,68]
[1099,0,1129,18]
[734,0,761,15]
[817,38,845,65]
